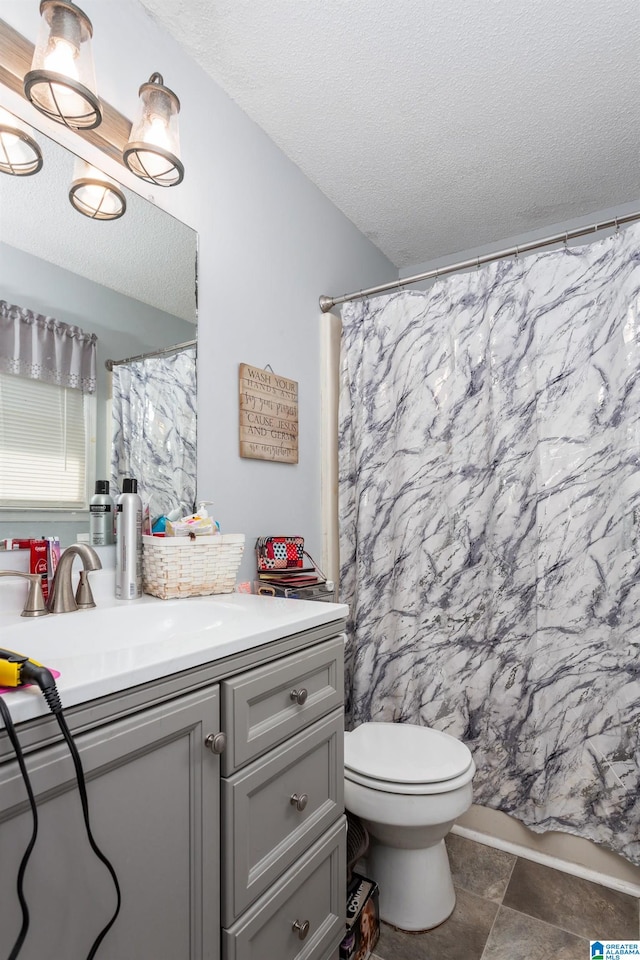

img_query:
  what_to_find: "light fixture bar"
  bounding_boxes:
[0,17,130,166]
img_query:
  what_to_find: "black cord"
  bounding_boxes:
[0,696,39,960]
[19,662,121,954]
[55,711,121,960]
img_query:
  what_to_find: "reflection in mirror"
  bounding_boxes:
[0,122,197,547]
[110,341,197,523]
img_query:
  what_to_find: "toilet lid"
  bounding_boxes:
[344,722,473,784]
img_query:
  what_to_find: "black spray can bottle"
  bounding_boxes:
[89,480,115,546]
[116,478,142,599]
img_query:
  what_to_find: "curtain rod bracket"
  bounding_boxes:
[319,295,335,313]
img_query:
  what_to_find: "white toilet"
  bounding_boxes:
[344,721,475,931]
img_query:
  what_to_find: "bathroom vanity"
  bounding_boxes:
[0,589,347,960]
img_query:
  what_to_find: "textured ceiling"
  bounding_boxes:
[139,0,640,268]
[1,130,197,322]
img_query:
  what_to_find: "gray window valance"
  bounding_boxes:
[0,300,97,393]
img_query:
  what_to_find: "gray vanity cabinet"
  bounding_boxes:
[0,685,221,960]
[0,623,346,960]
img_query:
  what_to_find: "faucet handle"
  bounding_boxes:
[23,574,48,617]
[75,569,96,609]
[0,571,49,618]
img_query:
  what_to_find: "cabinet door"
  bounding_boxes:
[0,686,221,960]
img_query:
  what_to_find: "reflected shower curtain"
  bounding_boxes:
[339,226,640,863]
[111,346,196,519]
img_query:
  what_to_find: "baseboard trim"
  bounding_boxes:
[451,824,640,899]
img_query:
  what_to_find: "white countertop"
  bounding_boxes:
[0,571,348,725]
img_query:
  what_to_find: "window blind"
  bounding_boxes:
[0,373,93,510]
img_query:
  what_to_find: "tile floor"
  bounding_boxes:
[368,833,640,960]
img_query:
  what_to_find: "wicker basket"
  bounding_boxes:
[142,534,245,599]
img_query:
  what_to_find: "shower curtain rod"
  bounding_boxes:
[318,210,640,313]
[105,339,197,370]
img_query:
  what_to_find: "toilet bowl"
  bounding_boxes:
[344,721,475,931]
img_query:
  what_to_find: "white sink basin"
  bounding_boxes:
[2,596,248,659]
[0,580,348,725]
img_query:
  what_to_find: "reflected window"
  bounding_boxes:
[0,374,95,510]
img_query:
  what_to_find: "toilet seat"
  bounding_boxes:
[344,762,475,795]
[344,722,474,795]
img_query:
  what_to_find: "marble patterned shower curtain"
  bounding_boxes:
[339,226,640,864]
[111,347,197,519]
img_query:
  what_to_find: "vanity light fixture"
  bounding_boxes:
[123,73,184,187]
[24,0,102,130]
[0,107,43,176]
[68,157,126,220]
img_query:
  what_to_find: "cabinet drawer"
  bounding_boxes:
[221,636,344,774]
[222,708,344,924]
[223,816,346,960]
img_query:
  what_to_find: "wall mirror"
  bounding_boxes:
[0,122,198,546]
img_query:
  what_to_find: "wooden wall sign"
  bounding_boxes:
[239,363,299,463]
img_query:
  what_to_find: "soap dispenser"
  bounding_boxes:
[197,501,220,534]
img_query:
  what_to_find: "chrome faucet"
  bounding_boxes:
[48,543,102,614]
[0,571,49,617]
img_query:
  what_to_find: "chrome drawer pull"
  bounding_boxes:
[290,792,308,812]
[290,687,308,705]
[292,919,310,940]
[204,732,227,754]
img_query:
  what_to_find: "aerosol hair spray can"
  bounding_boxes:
[115,478,142,599]
[89,480,115,546]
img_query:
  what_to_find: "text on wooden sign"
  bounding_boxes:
[239,363,298,463]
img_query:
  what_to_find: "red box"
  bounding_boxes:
[3,539,32,550]
[340,873,380,960]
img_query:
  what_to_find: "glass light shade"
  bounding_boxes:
[123,73,184,187]
[0,107,43,176]
[68,158,126,220]
[24,0,102,130]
